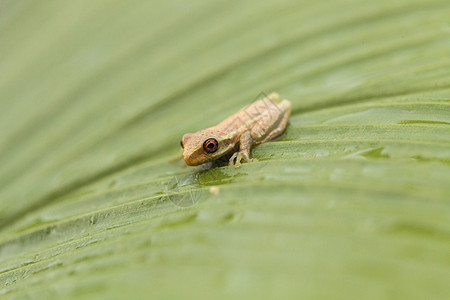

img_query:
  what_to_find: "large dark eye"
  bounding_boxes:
[203,138,218,153]
[180,140,184,148]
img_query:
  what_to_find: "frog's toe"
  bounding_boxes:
[242,152,257,163]
[228,153,238,166]
[229,152,256,168]
[229,152,244,168]
[234,153,243,168]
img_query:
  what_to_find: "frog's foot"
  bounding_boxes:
[228,151,257,168]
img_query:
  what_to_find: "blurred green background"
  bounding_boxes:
[0,0,449,299]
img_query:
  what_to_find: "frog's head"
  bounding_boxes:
[180,129,235,166]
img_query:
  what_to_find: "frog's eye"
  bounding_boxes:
[181,133,193,147]
[203,138,218,153]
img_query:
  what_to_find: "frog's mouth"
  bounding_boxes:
[182,140,236,166]
[183,151,208,166]
[184,156,202,166]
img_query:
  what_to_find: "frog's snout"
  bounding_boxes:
[183,150,208,166]
[182,150,198,166]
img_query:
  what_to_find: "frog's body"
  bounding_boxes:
[181,92,291,167]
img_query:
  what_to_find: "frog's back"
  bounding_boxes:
[249,96,290,142]
[214,93,290,142]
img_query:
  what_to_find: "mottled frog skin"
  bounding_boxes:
[181,92,291,167]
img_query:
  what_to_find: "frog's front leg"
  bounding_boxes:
[229,131,258,168]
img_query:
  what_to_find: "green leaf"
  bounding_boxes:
[1,0,449,299]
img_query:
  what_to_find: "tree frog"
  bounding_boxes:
[180,92,291,167]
